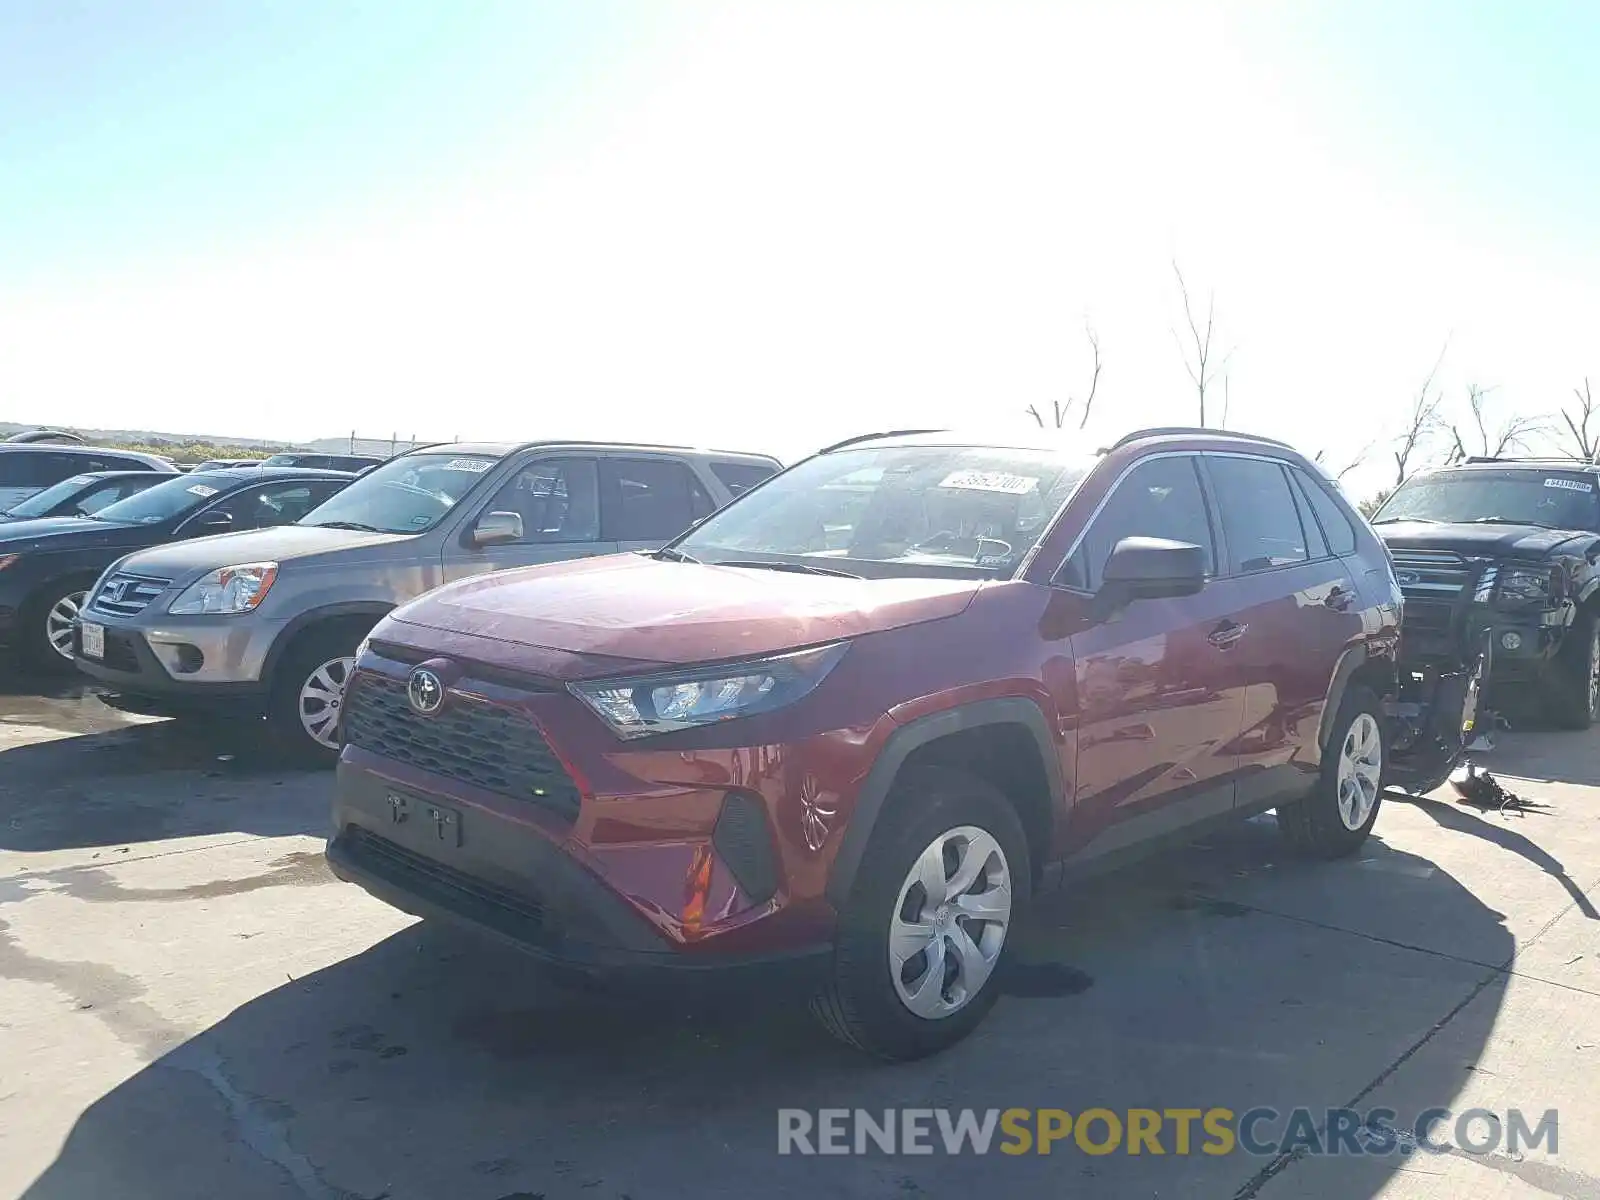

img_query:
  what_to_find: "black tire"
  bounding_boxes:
[265,626,364,766]
[1278,686,1386,860]
[18,578,95,673]
[1546,611,1599,730]
[810,766,1030,1061]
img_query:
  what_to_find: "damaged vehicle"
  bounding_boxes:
[1372,458,1600,789]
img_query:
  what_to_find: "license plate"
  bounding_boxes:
[80,621,105,660]
[387,792,462,848]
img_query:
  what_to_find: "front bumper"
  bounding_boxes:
[328,751,830,981]
[69,607,287,703]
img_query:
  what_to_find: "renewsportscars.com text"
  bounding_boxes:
[777,1106,1559,1158]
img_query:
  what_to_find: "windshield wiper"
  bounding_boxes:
[305,520,387,533]
[1370,516,1438,525]
[652,547,702,563]
[1465,516,1544,527]
[713,559,862,579]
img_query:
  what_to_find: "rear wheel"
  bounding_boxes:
[1279,686,1386,859]
[20,580,92,672]
[810,767,1029,1061]
[1546,612,1599,730]
[266,628,362,765]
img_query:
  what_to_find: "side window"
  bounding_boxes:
[1206,456,1310,574]
[689,474,717,521]
[1060,456,1215,590]
[205,482,333,531]
[479,457,601,544]
[711,461,778,497]
[97,455,148,472]
[8,452,83,488]
[602,458,703,541]
[1288,474,1329,559]
[1293,468,1359,556]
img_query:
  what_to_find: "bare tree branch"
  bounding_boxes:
[1558,378,1599,461]
[1172,260,1228,427]
[1394,341,1450,486]
[1024,321,1104,430]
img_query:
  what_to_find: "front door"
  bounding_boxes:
[441,455,616,583]
[1058,454,1248,860]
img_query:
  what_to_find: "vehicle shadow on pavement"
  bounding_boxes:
[18,826,1524,1200]
[1471,727,1600,790]
[0,718,331,851]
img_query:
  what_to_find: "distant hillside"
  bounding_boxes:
[2,422,453,463]
[1,421,293,449]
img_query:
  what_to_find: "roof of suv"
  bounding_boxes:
[400,441,781,463]
[1416,457,1600,474]
[0,443,176,470]
[824,425,1301,458]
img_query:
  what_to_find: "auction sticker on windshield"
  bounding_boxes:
[1544,478,1594,492]
[186,484,219,497]
[939,471,1036,495]
[445,459,494,473]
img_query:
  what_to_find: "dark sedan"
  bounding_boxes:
[0,470,169,525]
[0,466,353,669]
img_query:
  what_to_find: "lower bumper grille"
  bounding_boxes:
[342,827,546,932]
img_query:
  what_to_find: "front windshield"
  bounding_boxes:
[299,451,504,534]
[95,474,232,525]
[5,474,99,518]
[1374,470,1600,531]
[674,444,1093,578]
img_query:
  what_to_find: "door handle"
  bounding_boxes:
[1208,620,1247,649]
[1324,585,1354,612]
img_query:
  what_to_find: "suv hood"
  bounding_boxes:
[386,553,981,678]
[1376,521,1594,558]
[112,524,419,578]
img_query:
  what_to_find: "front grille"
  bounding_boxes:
[89,572,171,618]
[1389,549,1473,598]
[342,673,582,823]
[342,828,546,932]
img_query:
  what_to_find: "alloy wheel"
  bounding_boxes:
[45,591,88,662]
[297,656,356,749]
[1336,712,1383,831]
[888,825,1012,1020]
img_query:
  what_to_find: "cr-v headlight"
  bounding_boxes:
[569,642,849,739]
[168,563,279,615]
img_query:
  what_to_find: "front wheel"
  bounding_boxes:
[1278,687,1386,859]
[266,629,361,765]
[810,767,1029,1061]
[20,581,92,671]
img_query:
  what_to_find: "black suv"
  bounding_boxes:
[1372,458,1600,727]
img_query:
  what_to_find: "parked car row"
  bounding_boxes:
[8,422,1598,1061]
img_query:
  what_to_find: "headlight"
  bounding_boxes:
[168,562,279,615]
[1496,566,1557,606]
[569,642,849,739]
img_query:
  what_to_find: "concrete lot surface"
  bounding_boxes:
[3,668,1600,1199]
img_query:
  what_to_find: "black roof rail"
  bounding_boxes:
[1464,456,1503,464]
[816,428,947,454]
[1106,426,1294,453]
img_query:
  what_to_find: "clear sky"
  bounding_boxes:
[2,1,1596,497]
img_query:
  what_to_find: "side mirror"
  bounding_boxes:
[1100,537,1206,602]
[183,510,234,536]
[471,510,523,547]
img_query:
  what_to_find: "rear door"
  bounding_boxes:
[601,456,718,553]
[441,454,615,583]
[1198,453,1366,811]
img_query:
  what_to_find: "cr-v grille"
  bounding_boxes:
[89,573,171,618]
[342,674,581,823]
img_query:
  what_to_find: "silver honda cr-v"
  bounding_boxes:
[71,441,779,759]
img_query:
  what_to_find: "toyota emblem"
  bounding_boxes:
[407,668,445,715]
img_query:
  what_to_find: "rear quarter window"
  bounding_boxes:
[711,461,778,496]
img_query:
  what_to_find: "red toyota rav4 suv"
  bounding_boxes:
[327,428,1401,1060]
